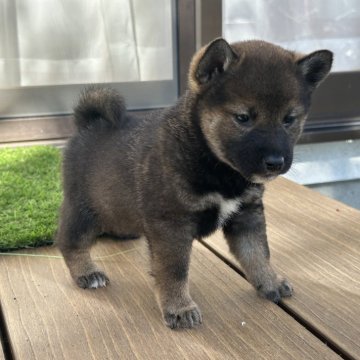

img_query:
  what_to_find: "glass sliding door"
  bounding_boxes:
[223,0,360,73]
[0,0,178,118]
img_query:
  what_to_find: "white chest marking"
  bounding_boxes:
[218,198,241,226]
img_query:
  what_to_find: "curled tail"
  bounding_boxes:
[74,87,126,130]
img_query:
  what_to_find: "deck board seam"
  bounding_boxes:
[198,238,352,360]
[0,301,14,360]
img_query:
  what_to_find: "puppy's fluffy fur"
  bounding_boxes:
[56,39,332,329]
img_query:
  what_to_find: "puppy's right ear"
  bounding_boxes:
[188,38,239,93]
[297,50,333,90]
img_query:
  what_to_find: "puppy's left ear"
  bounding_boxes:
[297,50,333,90]
[188,38,239,93]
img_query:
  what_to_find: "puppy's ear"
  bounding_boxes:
[188,38,238,92]
[297,50,333,90]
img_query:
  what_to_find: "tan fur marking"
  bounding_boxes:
[188,45,209,93]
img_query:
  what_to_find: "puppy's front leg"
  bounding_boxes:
[146,223,202,329]
[223,201,293,303]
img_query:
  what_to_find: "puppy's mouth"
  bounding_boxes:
[235,166,285,185]
[229,153,292,184]
[249,163,291,184]
[250,174,278,184]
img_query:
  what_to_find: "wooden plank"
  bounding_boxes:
[0,239,338,360]
[203,177,360,360]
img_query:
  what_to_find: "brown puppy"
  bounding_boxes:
[56,38,333,329]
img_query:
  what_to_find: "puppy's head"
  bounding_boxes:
[188,38,333,183]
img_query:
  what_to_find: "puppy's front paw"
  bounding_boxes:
[164,303,202,329]
[257,277,293,303]
[76,271,109,289]
[278,278,293,298]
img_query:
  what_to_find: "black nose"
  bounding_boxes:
[264,155,285,172]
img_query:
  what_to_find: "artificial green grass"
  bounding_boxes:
[0,146,62,250]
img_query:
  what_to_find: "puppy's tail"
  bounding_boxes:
[74,87,126,130]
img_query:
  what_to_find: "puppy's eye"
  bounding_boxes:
[283,115,296,127]
[234,113,250,124]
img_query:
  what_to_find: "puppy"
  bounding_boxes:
[56,38,333,329]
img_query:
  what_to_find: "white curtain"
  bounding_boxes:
[0,0,173,88]
[223,0,360,72]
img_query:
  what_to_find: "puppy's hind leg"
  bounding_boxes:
[56,204,109,289]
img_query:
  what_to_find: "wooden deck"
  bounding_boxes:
[0,177,359,360]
